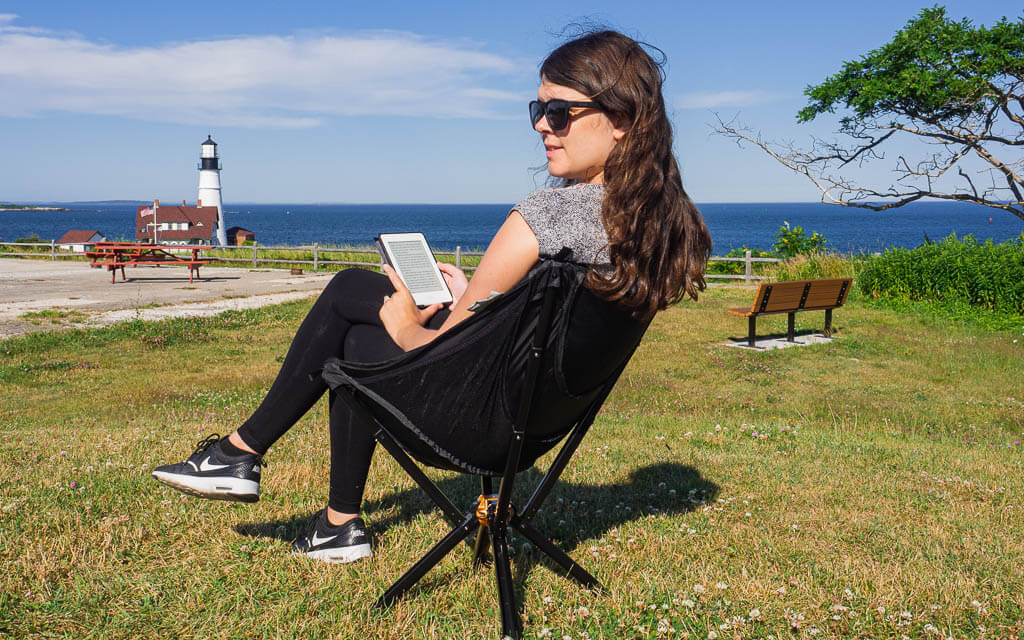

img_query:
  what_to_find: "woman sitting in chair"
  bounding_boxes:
[153,29,712,563]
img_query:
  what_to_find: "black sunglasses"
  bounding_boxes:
[529,99,601,130]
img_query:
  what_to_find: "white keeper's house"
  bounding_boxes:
[135,199,218,245]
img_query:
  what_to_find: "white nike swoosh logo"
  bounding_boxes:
[199,456,230,472]
[311,532,337,547]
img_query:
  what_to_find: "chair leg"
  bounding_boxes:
[824,308,833,337]
[787,312,796,342]
[370,424,464,526]
[513,518,602,591]
[473,526,492,569]
[490,523,522,640]
[376,513,479,608]
[748,316,757,348]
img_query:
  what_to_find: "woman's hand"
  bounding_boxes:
[379,265,443,351]
[437,262,469,308]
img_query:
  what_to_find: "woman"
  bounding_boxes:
[153,29,711,563]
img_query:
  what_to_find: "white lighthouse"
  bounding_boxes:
[197,135,227,246]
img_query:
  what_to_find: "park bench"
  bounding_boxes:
[86,242,210,284]
[727,277,852,348]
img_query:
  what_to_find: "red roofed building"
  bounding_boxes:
[58,229,106,252]
[136,200,218,245]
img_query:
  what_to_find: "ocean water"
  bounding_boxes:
[1,201,1021,254]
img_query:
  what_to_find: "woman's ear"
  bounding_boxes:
[611,115,630,141]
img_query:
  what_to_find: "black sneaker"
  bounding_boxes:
[292,511,373,564]
[152,434,263,503]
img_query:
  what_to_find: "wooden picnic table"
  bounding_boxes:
[86,242,211,284]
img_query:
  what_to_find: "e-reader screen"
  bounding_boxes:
[375,232,454,307]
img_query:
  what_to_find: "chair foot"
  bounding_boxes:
[491,525,522,640]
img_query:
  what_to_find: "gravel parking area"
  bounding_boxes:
[0,258,335,339]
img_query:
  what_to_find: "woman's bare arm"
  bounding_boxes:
[379,211,539,351]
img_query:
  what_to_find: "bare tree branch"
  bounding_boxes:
[713,113,1024,222]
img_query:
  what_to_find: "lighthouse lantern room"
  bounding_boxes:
[197,135,227,246]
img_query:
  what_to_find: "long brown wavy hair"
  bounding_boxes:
[541,30,712,318]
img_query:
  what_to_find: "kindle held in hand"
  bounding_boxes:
[375,233,454,307]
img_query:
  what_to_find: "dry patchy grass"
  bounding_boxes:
[1,285,1022,639]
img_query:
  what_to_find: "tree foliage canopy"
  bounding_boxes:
[717,6,1024,221]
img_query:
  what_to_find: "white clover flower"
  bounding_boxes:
[693,583,706,594]
[707,632,718,640]
[716,582,729,590]
[681,599,695,608]
[749,608,761,620]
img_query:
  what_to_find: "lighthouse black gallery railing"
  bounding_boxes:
[0,241,780,282]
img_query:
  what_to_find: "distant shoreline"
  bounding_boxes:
[0,206,70,212]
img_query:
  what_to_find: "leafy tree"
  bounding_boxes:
[716,6,1024,222]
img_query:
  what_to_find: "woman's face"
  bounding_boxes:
[535,77,626,184]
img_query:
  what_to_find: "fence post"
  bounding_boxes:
[51,239,56,260]
[744,250,752,283]
[313,243,319,270]
[455,246,461,269]
[252,242,258,268]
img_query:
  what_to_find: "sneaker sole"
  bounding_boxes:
[152,470,260,503]
[294,543,373,564]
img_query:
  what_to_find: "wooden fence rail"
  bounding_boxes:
[0,242,779,282]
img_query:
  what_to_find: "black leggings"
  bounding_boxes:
[236,268,449,513]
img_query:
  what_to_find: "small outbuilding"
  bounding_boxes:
[58,230,106,252]
[227,226,255,245]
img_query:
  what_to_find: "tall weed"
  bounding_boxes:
[763,252,858,282]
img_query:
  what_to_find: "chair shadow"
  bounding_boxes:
[360,461,718,552]
[233,461,718,600]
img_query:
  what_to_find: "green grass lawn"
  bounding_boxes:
[1,284,1021,639]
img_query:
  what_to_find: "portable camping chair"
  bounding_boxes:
[321,256,652,639]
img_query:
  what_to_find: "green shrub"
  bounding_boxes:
[707,246,775,275]
[773,221,826,258]
[858,234,1024,314]
[708,223,828,276]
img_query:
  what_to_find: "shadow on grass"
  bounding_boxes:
[233,461,718,580]
[359,462,718,550]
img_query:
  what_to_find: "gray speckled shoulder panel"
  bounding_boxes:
[511,184,609,265]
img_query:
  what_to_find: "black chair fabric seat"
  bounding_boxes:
[321,257,651,638]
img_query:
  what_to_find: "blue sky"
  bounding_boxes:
[1,1,1019,204]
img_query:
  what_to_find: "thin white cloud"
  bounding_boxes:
[677,90,782,110]
[0,17,525,128]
